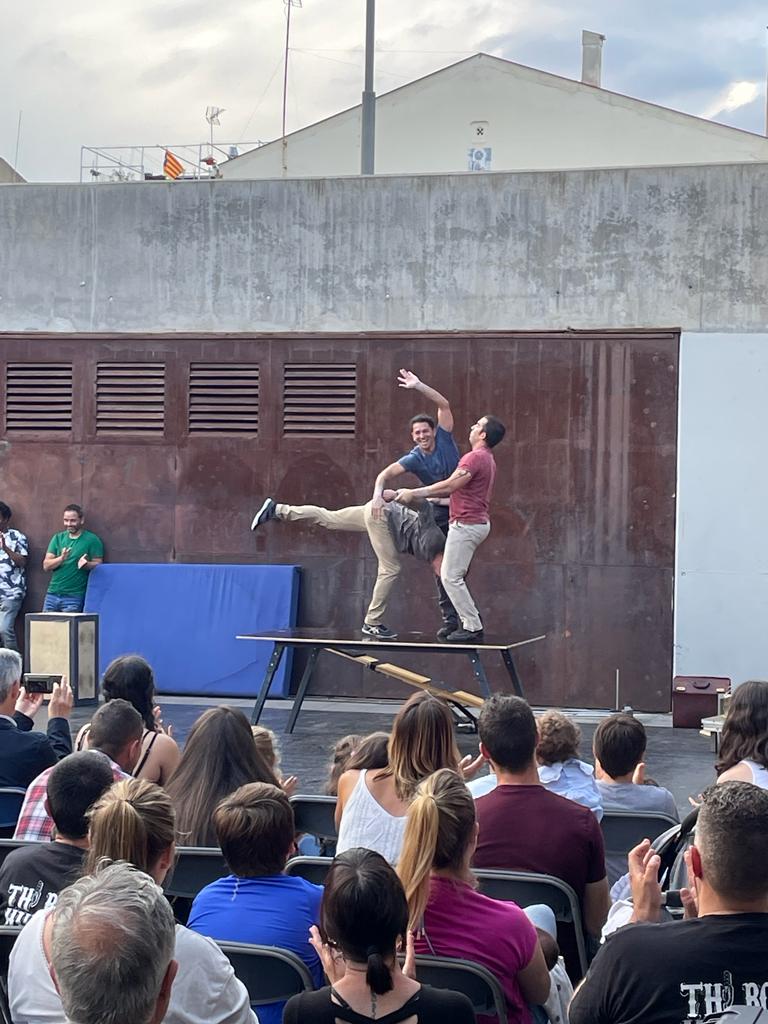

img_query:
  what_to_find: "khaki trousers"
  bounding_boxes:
[440,521,490,632]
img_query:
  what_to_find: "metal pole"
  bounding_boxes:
[281,1,292,176]
[14,110,22,170]
[361,0,375,175]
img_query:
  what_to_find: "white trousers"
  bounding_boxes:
[440,521,490,632]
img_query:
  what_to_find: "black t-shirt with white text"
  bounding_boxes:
[0,842,84,926]
[570,914,768,1024]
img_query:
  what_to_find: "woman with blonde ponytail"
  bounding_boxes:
[9,778,257,1024]
[398,770,551,1023]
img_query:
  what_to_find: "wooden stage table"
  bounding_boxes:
[238,628,546,733]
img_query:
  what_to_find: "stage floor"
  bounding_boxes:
[64,697,716,818]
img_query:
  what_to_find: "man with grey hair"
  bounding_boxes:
[0,647,72,788]
[570,781,768,1024]
[50,861,178,1024]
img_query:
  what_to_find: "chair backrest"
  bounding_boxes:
[284,856,333,886]
[600,810,680,886]
[0,839,39,873]
[473,868,589,980]
[215,941,314,1004]
[0,925,22,983]
[163,847,229,900]
[413,955,508,1024]
[0,790,25,835]
[290,795,337,841]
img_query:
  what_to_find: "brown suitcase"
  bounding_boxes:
[672,676,730,729]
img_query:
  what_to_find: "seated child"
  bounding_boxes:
[536,710,603,819]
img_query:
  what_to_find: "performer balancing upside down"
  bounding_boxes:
[250,370,461,640]
[394,413,506,644]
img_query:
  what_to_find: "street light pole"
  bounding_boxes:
[361,0,375,174]
[282,0,302,176]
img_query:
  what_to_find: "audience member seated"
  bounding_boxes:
[283,847,476,1024]
[570,782,768,1024]
[0,648,72,788]
[325,734,363,796]
[469,709,603,819]
[398,768,551,1023]
[0,751,114,925]
[336,692,482,866]
[75,654,181,784]
[49,861,178,1024]
[593,713,679,819]
[14,698,143,841]
[715,679,768,787]
[166,705,283,846]
[9,777,257,1024]
[472,695,610,957]
[252,724,298,795]
[187,781,323,1024]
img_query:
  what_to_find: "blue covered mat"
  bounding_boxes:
[85,564,300,698]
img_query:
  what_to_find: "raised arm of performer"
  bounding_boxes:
[371,369,455,521]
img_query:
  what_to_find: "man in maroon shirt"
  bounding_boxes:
[394,413,505,642]
[473,695,610,952]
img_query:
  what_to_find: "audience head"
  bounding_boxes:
[102,655,157,732]
[0,647,22,708]
[251,725,281,775]
[46,752,114,841]
[346,731,390,773]
[321,848,409,997]
[50,861,177,1024]
[87,698,144,773]
[478,694,537,774]
[325,734,362,796]
[384,692,461,801]
[0,501,11,523]
[692,782,768,907]
[214,782,295,876]
[85,778,176,882]
[398,769,476,932]
[716,680,768,775]
[536,710,581,766]
[165,705,280,846]
[593,713,646,780]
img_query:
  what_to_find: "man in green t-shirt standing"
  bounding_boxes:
[42,504,104,613]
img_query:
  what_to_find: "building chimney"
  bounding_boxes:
[581,30,605,88]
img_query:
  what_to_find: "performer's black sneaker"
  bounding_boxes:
[445,627,484,644]
[436,622,459,641]
[251,498,277,531]
[362,623,398,639]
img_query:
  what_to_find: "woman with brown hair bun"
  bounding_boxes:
[283,847,475,1024]
[716,680,768,787]
[165,705,282,846]
[335,691,482,866]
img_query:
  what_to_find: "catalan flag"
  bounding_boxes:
[163,150,184,180]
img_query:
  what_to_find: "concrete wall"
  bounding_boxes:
[223,55,768,180]
[1,162,768,334]
[675,333,768,687]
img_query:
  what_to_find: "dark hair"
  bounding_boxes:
[481,415,506,449]
[102,655,156,732]
[213,782,294,876]
[478,694,537,772]
[321,848,408,996]
[346,731,390,773]
[46,752,114,839]
[716,680,768,775]
[593,714,646,778]
[325,734,362,796]
[697,782,768,901]
[64,504,84,517]
[409,414,435,431]
[379,691,461,801]
[536,710,581,765]
[88,699,144,760]
[166,706,281,847]
[0,502,11,521]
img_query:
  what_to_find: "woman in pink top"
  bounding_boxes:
[398,769,551,1024]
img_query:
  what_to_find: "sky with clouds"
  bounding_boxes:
[3,0,767,181]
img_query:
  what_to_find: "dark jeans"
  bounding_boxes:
[43,593,85,613]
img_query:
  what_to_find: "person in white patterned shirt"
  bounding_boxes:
[0,502,28,652]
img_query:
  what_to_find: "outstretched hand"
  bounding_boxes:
[459,752,485,780]
[397,369,421,390]
[628,838,662,923]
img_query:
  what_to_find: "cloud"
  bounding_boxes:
[702,80,762,118]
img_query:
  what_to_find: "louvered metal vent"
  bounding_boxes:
[283,363,357,435]
[96,363,165,434]
[188,363,259,434]
[5,363,73,432]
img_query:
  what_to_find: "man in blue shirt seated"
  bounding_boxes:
[187,782,323,1024]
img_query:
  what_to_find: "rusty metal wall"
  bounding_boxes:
[0,329,678,711]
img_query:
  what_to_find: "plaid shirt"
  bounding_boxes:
[13,753,127,841]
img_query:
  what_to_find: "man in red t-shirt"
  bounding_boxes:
[394,413,505,642]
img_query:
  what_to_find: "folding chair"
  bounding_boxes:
[0,925,22,988]
[215,941,315,1006]
[0,790,25,840]
[163,847,229,900]
[600,810,680,886]
[290,795,338,856]
[413,955,508,1023]
[284,856,333,886]
[0,839,38,873]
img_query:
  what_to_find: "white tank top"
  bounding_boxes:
[336,769,408,866]
[742,759,768,789]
